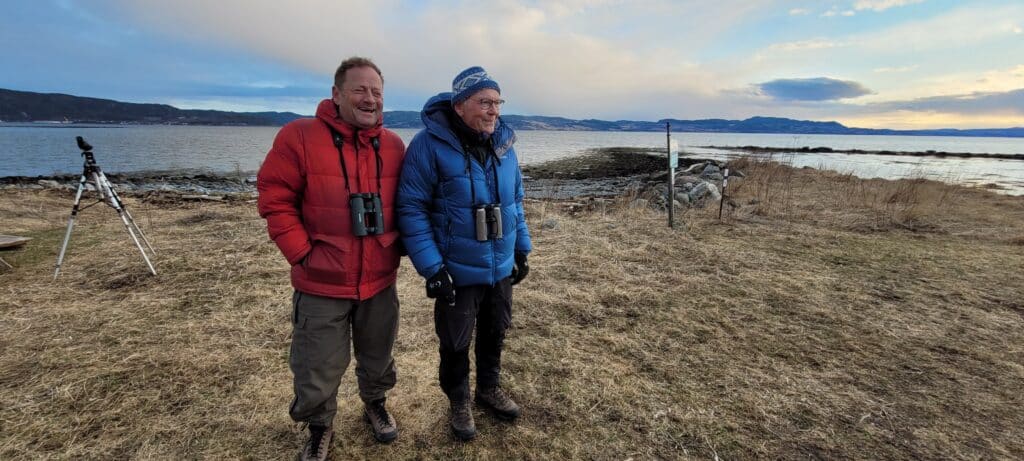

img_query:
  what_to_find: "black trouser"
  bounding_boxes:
[434,277,513,402]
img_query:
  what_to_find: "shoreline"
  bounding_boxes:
[703,144,1024,160]
[2,146,1020,199]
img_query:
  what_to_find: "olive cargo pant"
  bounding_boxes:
[288,285,399,426]
[435,278,513,402]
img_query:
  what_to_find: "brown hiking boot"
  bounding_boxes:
[363,398,398,443]
[475,386,521,421]
[297,424,333,461]
[449,398,477,441]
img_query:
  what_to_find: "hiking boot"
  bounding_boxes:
[363,398,398,443]
[297,424,333,461]
[475,386,521,421]
[449,398,477,441]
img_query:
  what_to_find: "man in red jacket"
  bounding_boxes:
[257,56,406,460]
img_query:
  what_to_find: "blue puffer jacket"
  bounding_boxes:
[398,92,532,286]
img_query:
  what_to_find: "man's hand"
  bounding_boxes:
[511,252,529,285]
[426,267,456,305]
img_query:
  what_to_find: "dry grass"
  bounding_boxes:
[2,164,1023,460]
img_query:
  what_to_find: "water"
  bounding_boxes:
[2,123,1023,195]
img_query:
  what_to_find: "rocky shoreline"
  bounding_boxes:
[1,148,734,208]
[704,145,1023,160]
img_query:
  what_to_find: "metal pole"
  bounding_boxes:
[666,122,674,228]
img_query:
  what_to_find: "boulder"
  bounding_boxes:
[37,180,60,188]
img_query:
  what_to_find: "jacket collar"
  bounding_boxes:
[421,92,516,158]
[315,98,383,142]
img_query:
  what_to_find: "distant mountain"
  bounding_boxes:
[0,88,305,126]
[3,88,1023,137]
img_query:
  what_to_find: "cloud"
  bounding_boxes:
[853,0,925,12]
[766,39,842,52]
[873,65,918,73]
[756,77,872,101]
[870,88,1024,115]
[105,0,783,120]
[789,8,809,15]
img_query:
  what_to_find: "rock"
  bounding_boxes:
[729,169,746,178]
[674,192,690,205]
[687,181,721,205]
[541,218,559,230]
[688,182,709,203]
[37,180,60,188]
[705,173,724,181]
[707,183,722,201]
[701,164,721,178]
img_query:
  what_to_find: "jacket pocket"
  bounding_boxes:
[301,236,352,284]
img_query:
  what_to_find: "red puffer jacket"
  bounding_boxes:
[257,99,406,300]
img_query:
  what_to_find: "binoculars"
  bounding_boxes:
[349,193,384,236]
[474,204,503,242]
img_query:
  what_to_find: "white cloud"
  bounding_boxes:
[789,8,809,15]
[108,0,783,120]
[873,65,918,73]
[853,0,925,12]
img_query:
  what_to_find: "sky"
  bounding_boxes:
[2,0,1023,129]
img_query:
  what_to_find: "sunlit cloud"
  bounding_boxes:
[873,65,918,73]
[853,0,925,12]
[789,8,809,15]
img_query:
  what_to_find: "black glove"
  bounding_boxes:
[511,252,529,285]
[426,267,456,305]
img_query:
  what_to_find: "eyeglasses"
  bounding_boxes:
[475,98,505,110]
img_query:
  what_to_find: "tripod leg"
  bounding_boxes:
[95,173,157,275]
[101,173,156,255]
[54,174,88,279]
[0,257,12,270]
[116,208,157,275]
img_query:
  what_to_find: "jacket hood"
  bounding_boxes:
[420,92,516,157]
[315,98,383,141]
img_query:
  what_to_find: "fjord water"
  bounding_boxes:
[2,124,1023,194]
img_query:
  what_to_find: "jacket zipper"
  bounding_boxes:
[354,131,363,300]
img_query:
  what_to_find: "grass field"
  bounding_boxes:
[1,159,1023,460]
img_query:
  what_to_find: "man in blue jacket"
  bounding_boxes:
[397,66,532,441]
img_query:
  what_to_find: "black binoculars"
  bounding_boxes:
[474,204,503,241]
[350,193,384,236]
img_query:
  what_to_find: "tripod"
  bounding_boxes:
[54,136,157,279]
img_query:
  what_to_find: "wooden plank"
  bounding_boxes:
[0,235,32,249]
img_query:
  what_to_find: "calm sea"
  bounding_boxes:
[2,123,1023,195]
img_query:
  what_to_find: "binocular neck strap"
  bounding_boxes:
[324,121,383,195]
[462,143,502,208]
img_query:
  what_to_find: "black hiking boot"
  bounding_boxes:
[475,386,521,421]
[297,424,333,461]
[363,398,398,443]
[449,398,477,441]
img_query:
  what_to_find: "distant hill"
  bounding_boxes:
[0,88,304,126]
[3,88,1023,137]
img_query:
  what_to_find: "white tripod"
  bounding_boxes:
[54,136,157,279]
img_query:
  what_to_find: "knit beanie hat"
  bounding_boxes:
[451,66,500,105]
